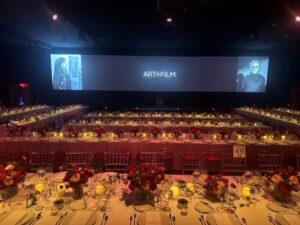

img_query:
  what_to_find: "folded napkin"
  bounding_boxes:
[0,211,27,225]
[212,213,232,225]
[68,211,92,225]
[144,211,161,225]
[281,214,300,225]
[24,175,40,186]
[52,172,66,182]
[35,214,60,225]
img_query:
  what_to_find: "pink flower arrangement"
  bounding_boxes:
[265,168,299,202]
[93,126,106,138]
[203,174,229,200]
[151,127,161,138]
[63,164,94,188]
[0,162,26,190]
[124,163,165,191]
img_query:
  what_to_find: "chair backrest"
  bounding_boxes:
[180,151,204,174]
[221,153,246,175]
[258,154,283,172]
[104,152,130,172]
[30,152,54,172]
[66,152,93,169]
[0,151,9,165]
[138,152,165,167]
[296,155,300,170]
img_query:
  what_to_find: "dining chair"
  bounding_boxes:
[296,155,300,170]
[138,151,165,167]
[258,154,284,173]
[180,151,204,174]
[29,151,55,172]
[65,152,93,169]
[104,152,130,173]
[221,153,246,175]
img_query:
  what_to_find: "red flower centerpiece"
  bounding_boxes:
[115,129,124,138]
[191,127,201,139]
[63,164,94,200]
[265,169,299,202]
[124,163,165,202]
[93,126,106,138]
[0,162,26,199]
[203,174,229,202]
[151,127,161,138]
[130,127,139,137]
[173,130,181,139]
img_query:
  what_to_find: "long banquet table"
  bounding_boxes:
[64,122,270,133]
[3,172,300,225]
[1,136,299,170]
[234,108,300,131]
[0,105,52,124]
[9,105,88,130]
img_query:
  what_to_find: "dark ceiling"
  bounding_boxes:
[0,0,300,52]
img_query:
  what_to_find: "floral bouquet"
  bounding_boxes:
[0,162,27,199]
[151,127,161,138]
[93,126,106,138]
[63,164,94,199]
[203,175,229,202]
[173,130,181,139]
[115,129,124,138]
[36,126,51,137]
[130,127,139,137]
[124,163,165,201]
[265,168,299,202]
[191,127,201,139]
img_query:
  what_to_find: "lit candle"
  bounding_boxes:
[162,133,166,138]
[237,134,242,140]
[242,186,251,199]
[281,135,286,141]
[142,133,147,138]
[170,186,179,199]
[213,134,217,139]
[83,132,87,138]
[35,183,44,193]
[95,184,104,196]
[57,183,66,197]
[59,132,64,138]
[262,135,267,141]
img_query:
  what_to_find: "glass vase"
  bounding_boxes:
[72,184,84,200]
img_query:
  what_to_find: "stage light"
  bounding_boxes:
[52,14,58,21]
[296,16,300,22]
[166,17,172,23]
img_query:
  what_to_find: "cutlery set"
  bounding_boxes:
[168,213,176,225]
[129,212,136,225]
[101,211,109,225]
[198,213,207,225]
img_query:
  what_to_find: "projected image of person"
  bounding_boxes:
[52,57,71,90]
[242,60,266,92]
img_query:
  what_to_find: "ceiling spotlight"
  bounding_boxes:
[166,17,172,23]
[52,14,58,21]
[296,16,300,22]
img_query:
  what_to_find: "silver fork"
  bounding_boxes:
[29,212,42,225]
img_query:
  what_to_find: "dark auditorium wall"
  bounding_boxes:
[0,45,299,111]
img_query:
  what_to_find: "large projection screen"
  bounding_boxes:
[50,55,269,92]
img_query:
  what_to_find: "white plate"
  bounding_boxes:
[137,211,169,225]
[0,210,35,225]
[62,211,97,225]
[206,211,241,225]
[194,202,213,214]
[133,204,153,212]
[276,212,300,225]
[266,202,287,212]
